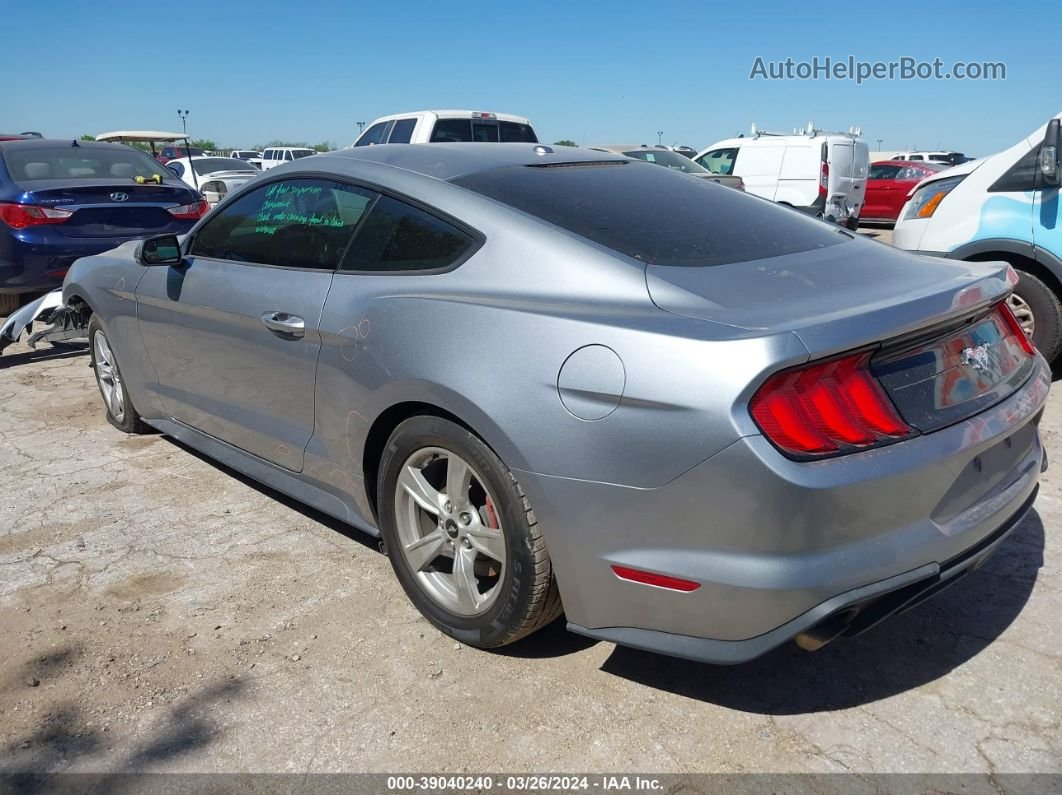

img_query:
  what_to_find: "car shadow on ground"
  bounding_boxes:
[600,509,1045,713]
[0,643,247,785]
[0,344,87,370]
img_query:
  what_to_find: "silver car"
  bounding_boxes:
[64,143,1050,663]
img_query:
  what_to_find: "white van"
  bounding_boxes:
[351,110,538,147]
[260,147,317,170]
[893,111,1062,362]
[694,124,869,228]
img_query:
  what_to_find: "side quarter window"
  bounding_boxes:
[340,195,476,273]
[191,178,376,269]
[356,121,391,147]
[388,118,417,144]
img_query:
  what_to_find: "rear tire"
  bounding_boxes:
[377,415,563,649]
[845,216,860,231]
[1010,270,1062,364]
[88,316,149,434]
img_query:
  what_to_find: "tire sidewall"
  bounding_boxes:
[377,416,534,647]
[1013,271,1062,363]
[88,316,135,433]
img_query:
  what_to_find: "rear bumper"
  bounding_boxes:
[520,355,1050,664]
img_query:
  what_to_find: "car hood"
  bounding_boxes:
[644,235,1014,357]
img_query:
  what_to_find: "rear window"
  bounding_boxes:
[430,119,537,144]
[452,161,847,267]
[3,145,173,182]
[191,158,257,175]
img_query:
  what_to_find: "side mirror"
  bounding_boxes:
[137,235,183,266]
[1040,118,1061,187]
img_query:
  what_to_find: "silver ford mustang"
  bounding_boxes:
[62,143,1050,663]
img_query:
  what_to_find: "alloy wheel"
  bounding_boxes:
[93,331,125,422]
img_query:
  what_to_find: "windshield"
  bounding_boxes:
[622,149,709,174]
[452,161,846,267]
[4,144,173,182]
[192,158,257,175]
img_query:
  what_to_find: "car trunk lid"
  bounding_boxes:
[17,179,194,238]
[645,239,1032,431]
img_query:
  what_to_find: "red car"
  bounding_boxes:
[862,160,949,224]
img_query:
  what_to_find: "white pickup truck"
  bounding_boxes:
[351,110,538,147]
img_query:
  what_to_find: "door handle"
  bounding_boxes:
[261,311,305,337]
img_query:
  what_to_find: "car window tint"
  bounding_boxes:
[4,145,173,182]
[499,122,538,143]
[453,161,846,267]
[388,118,417,144]
[168,162,185,178]
[356,122,390,147]
[868,164,903,180]
[191,179,375,269]
[341,195,474,272]
[430,119,472,143]
[696,148,738,175]
[908,155,923,160]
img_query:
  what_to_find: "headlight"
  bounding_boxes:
[903,175,964,220]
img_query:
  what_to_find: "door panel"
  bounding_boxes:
[136,258,332,471]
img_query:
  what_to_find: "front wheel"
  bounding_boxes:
[1008,270,1062,364]
[377,416,563,648]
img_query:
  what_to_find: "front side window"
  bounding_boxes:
[909,155,923,161]
[695,147,738,175]
[191,178,375,269]
[356,122,391,147]
[388,118,417,144]
[341,195,474,272]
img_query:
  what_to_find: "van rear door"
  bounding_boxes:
[828,139,868,213]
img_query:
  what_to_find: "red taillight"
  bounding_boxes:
[167,199,209,220]
[0,202,74,229]
[819,161,829,197]
[999,300,1036,356]
[611,565,700,592]
[750,351,913,458]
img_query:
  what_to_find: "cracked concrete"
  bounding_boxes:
[0,321,1059,777]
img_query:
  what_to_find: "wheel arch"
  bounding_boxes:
[360,397,524,522]
[950,238,1062,297]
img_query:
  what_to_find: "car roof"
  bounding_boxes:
[319,143,625,182]
[589,145,671,154]
[371,110,532,125]
[0,138,139,152]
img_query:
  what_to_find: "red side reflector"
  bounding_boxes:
[611,565,700,592]
[750,350,913,459]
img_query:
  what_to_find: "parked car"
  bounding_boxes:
[891,151,971,167]
[590,144,744,189]
[861,160,948,224]
[352,110,537,147]
[230,149,261,164]
[695,125,869,229]
[158,144,205,164]
[669,145,698,158]
[165,156,259,203]
[61,143,1048,663]
[0,139,208,314]
[260,147,317,170]
[894,111,1062,363]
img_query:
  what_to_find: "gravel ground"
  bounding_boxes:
[0,235,1059,780]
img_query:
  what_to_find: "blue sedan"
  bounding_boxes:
[0,139,207,313]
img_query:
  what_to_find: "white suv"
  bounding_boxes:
[260,147,317,170]
[352,110,538,147]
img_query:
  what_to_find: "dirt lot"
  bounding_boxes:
[1,240,1060,781]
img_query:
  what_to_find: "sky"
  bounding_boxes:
[5,0,1060,157]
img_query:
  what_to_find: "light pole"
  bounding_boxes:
[876,137,883,151]
[177,109,190,135]
[357,121,366,133]
[657,130,663,146]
